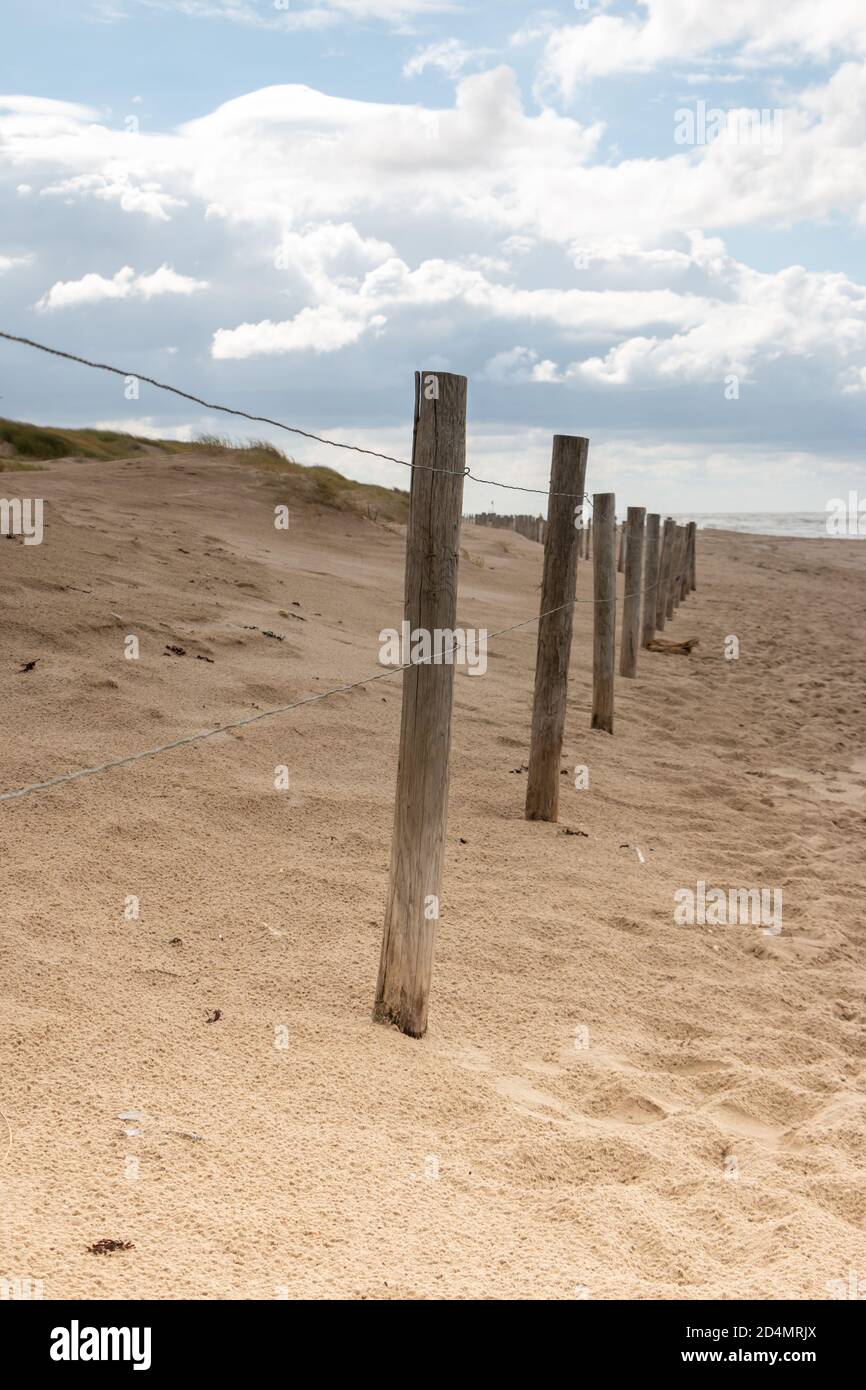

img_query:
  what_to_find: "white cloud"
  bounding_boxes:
[35,263,209,311]
[534,235,866,390]
[212,305,386,358]
[0,252,32,274]
[840,365,866,395]
[135,0,456,28]
[275,222,396,277]
[6,69,865,389]
[403,39,486,80]
[211,251,709,359]
[92,416,196,439]
[40,172,185,221]
[0,95,98,120]
[6,60,866,251]
[541,0,866,93]
[481,346,559,383]
[3,62,866,495]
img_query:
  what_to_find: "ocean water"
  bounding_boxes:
[670,513,862,540]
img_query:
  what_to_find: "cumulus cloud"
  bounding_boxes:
[40,172,185,221]
[36,264,209,311]
[528,235,866,391]
[3,54,866,505]
[210,251,709,359]
[481,346,560,383]
[5,61,866,250]
[541,0,866,94]
[212,305,386,358]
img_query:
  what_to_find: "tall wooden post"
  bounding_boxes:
[617,521,626,574]
[619,506,645,678]
[641,513,660,649]
[374,370,466,1038]
[687,520,697,591]
[665,522,681,620]
[673,525,687,609]
[525,435,588,822]
[591,492,616,733]
[584,516,591,559]
[680,523,693,600]
[656,518,674,631]
[669,526,680,611]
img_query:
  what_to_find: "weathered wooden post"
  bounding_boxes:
[669,526,680,611]
[641,513,661,649]
[617,520,626,574]
[687,520,697,591]
[665,523,682,619]
[525,435,588,822]
[681,526,690,599]
[619,506,645,678]
[655,518,674,632]
[674,524,688,608]
[591,492,616,733]
[584,516,591,559]
[374,370,466,1039]
[680,523,694,600]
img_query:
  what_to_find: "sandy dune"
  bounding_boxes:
[1,452,865,1300]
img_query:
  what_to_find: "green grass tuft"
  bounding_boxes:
[0,416,409,522]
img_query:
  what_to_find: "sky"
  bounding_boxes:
[1,0,865,514]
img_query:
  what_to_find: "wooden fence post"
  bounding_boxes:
[678,525,690,602]
[669,525,681,611]
[591,492,616,733]
[641,513,660,648]
[655,518,674,632]
[617,520,626,573]
[687,520,697,591]
[374,370,467,1039]
[679,524,691,599]
[673,524,687,608]
[525,435,588,822]
[665,522,681,619]
[619,506,645,678]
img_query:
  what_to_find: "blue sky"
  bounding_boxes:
[1,0,865,512]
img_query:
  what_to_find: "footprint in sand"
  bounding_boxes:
[709,1103,785,1148]
[580,1080,668,1126]
[495,1076,568,1120]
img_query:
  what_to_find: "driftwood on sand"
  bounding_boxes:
[645,636,699,655]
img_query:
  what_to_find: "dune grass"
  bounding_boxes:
[0,417,196,463]
[0,416,409,521]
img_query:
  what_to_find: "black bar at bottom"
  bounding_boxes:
[3,1298,859,1373]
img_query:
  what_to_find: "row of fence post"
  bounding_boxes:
[473,512,546,543]
[375,372,697,1038]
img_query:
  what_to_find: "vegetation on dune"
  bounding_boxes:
[0,417,194,463]
[197,431,410,523]
[0,417,409,522]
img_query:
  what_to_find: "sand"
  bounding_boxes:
[1,452,865,1301]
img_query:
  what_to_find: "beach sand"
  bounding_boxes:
[1,452,865,1300]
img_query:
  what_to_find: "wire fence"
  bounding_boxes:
[0,330,591,502]
[0,580,669,805]
[0,329,691,807]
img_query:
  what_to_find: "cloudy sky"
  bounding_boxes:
[1,0,865,512]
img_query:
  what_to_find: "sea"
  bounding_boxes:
[670,513,862,540]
